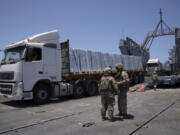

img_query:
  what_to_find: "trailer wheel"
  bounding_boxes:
[74,84,85,98]
[87,81,98,96]
[33,84,50,104]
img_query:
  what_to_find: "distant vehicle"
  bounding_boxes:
[146,59,162,75]
[146,59,172,76]
[0,30,144,104]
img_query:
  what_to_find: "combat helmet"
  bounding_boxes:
[115,63,123,70]
[103,67,112,76]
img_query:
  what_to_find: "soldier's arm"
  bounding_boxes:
[151,74,154,80]
[114,72,120,80]
[111,77,118,92]
[118,72,129,85]
[98,78,102,93]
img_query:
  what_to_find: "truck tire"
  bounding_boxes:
[33,84,50,104]
[73,84,85,98]
[87,81,98,96]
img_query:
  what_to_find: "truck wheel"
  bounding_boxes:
[74,84,85,98]
[33,84,50,104]
[87,81,98,96]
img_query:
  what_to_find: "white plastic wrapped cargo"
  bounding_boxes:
[138,56,143,69]
[106,53,114,69]
[113,54,122,67]
[69,48,143,72]
[103,53,110,68]
[86,50,93,71]
[129,56,135,70]
[127,56,132,70]
[133,56,138,69]
[135,56,139,69]
[90,51,99,71]
[69,48,80,72]
[122,55,129,70]
[110,54,116,69]
[134,56,142,70]
[95,52,104,71]
[127,55,131,70]
[79,49,88,72]
[100,53,107,70]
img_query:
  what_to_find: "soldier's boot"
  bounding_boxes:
[108,110,114,122]
[102,117,107,121]
[154,85,157,91]
[123,113,128,119]
[117,104,123,118]
[115,112,123,117]
[101,108,107,121]
[119,115,124,119]
[123,112,128,118]
[116,100,122,116]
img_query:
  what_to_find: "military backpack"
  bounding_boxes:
[99,77,112,91]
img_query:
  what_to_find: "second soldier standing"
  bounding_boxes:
[152,70,158,91]
[115,64,129,119]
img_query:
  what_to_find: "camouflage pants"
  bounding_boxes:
[117,89,127,116]
[100,94,115,120]
[153,80,157,89]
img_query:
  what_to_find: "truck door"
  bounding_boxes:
[23,47,44,91]
[43,46,57,80]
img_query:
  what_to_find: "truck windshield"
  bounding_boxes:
[1,46,25,64]
[147,63,158,67]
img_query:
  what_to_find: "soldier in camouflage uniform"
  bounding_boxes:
[115,63,129,118]
[99,67,118,122]
[152,71,158,91]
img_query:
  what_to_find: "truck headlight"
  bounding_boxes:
[13,82,23,95]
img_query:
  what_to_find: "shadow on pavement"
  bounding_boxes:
[124,114,135,120]
[114,114,134,121]
[1,96,73,108]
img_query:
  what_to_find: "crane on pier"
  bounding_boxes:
[119,9,175,66]
[142,8,175,50]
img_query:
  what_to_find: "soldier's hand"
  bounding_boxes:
[116,81,123,85]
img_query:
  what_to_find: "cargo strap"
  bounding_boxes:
[94,52,101,72]
[86,51,90,72]
[78,49,82,72]
[103,53,109,67]
[72,49,80,72]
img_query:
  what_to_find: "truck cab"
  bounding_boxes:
[146,59,161,75]
[0,30,62,103]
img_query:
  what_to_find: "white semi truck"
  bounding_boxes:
[0,30,144,104]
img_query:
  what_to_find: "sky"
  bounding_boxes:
[0,0,180,62]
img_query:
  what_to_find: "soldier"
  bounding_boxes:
[152,71,158,91]
[99,67,118,122]
[115,63,129,119]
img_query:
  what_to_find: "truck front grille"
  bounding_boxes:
[0,72,14,80]
[0,84,12,95]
